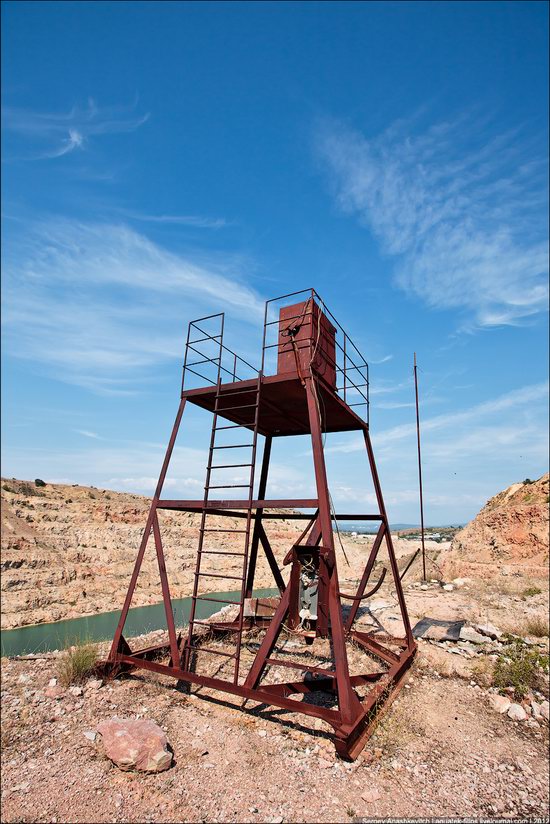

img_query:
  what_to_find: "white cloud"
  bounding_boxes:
[74,429,101,440]
[316,115,549,329]
[121,211,229,229]
[44,128,84,158]
[327,381,549,454]
[2,218,264,393]
[2,97,149,160]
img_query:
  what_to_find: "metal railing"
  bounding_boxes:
[181,290,370,424]
[261,288,370,424]
[181,313,259,393]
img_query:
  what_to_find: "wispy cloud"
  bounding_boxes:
[2,218,263,393]
[316,114,549,329]
[74,429,102,440]
[45,128,84,158]
[369,354,393,365]
[328,381,549,454]
[2,97,149,160]
[121,211,229,230]
[324,380,548,521]
[376,401,415,410]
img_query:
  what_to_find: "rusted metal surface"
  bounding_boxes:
[97,289,417,760]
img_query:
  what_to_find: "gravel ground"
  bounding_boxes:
[1,640,548,823]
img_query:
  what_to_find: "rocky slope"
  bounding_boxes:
[0,479,305,629]
[4,478,438,631]
[441,473,549,579]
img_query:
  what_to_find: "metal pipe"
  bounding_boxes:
[414,353,427,582]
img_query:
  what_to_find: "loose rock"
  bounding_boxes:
[475,622,502,640]
[488,694,511,714]
[507,704,528,722]
[97,718,173,773]
[459,626,490,644]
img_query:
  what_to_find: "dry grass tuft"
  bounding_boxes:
[502,614,549,639]
[524,616,549,638]
[56,641,98,687]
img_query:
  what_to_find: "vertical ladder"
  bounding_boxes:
[184,373,262,684]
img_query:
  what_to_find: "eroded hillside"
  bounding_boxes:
[0,479,303,629]
[441,473,549,579]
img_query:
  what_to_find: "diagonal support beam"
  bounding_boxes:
[246,436,274,596]
[258,523,286,593]
[243,584,291,689]
[108,398,186,661]
[344,521,386,631]
[152,512,179,669]
[362,428,414,647]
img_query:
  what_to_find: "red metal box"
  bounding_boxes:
[277,300,337,387]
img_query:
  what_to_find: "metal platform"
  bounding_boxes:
[183,372,366,436]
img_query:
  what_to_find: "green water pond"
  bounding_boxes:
[0,588,277,657]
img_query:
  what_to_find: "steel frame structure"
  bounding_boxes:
[97,288,416,760]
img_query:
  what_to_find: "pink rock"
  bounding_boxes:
[97,718,173,773]
[362,788,381,803]
[507,703,527,722]
[44,686,64,699]
[488,694,511,714]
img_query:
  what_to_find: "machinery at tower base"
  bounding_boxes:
[97,288,417,761]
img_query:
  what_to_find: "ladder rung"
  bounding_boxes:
[210,463,253,469]
[201,550,246,556]
[189,646,237,659]
[194,595,241,605]
[212,443,254,449]
[214,424,245,430]
[215,402,258,412]
[205,484,250,489]
[195,572,244,581]
[216,389,259,398]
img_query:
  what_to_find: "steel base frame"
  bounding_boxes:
[98,375,417,761]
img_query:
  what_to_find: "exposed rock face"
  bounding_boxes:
[97,718,172,772]
[440,474,549,579]
[0,478,304,629]
[1,476,440,631]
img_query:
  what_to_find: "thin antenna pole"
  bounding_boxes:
[414,353,427,582]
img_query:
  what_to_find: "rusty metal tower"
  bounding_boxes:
[99,288,416,760]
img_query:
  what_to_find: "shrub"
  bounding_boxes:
[34,478,46,487]
[524,615,549,638]
[523,586,542,598]
[56,641,98,687]
[523,478,533,485]
[493,637,549,699]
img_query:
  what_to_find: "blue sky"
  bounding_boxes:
[2,1,548,524]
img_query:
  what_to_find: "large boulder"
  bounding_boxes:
[97,718,173,772]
